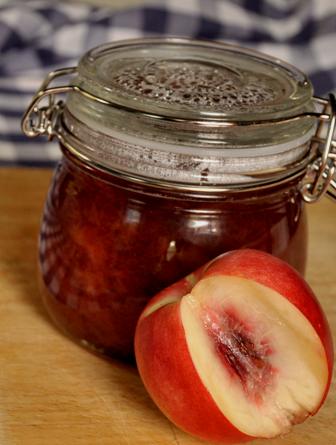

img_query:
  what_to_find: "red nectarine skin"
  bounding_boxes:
[202,249,334,408]
[135,299,252,444]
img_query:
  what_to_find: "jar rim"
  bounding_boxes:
[58,107,315,191]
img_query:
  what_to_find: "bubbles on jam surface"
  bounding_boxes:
[111,60,277,110]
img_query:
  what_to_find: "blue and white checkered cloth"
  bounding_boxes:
[1,0,336,166]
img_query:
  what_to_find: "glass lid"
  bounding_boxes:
[76,37,313,122]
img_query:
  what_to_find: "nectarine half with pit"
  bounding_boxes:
[135,249,333,444]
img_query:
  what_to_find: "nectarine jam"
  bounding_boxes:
[22,38,336,361]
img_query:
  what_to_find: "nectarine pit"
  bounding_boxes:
[203,307,276,403]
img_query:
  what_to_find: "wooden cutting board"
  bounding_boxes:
[0,167,335,445]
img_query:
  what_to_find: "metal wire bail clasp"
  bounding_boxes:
[301,94,336,203]
[21,67,77,140]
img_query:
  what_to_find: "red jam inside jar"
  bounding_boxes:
[22,38,332,361]
[39,152,307,361]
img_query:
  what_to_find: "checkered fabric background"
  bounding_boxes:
[1,0,336,166]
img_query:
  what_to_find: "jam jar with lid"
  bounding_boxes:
[22,38,336,361]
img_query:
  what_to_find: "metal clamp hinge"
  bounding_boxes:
[301,94,336,203]
[21,67,77,140]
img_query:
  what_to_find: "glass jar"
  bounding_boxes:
[22,38,336,361]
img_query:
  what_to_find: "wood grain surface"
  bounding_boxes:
[0,167,335,445]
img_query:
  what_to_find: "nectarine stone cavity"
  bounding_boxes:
[21,38,336,360]
[202,307,276,404]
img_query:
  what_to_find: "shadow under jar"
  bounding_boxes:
[22,38,336,361]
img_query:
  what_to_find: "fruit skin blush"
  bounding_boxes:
[22,38,336,361]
